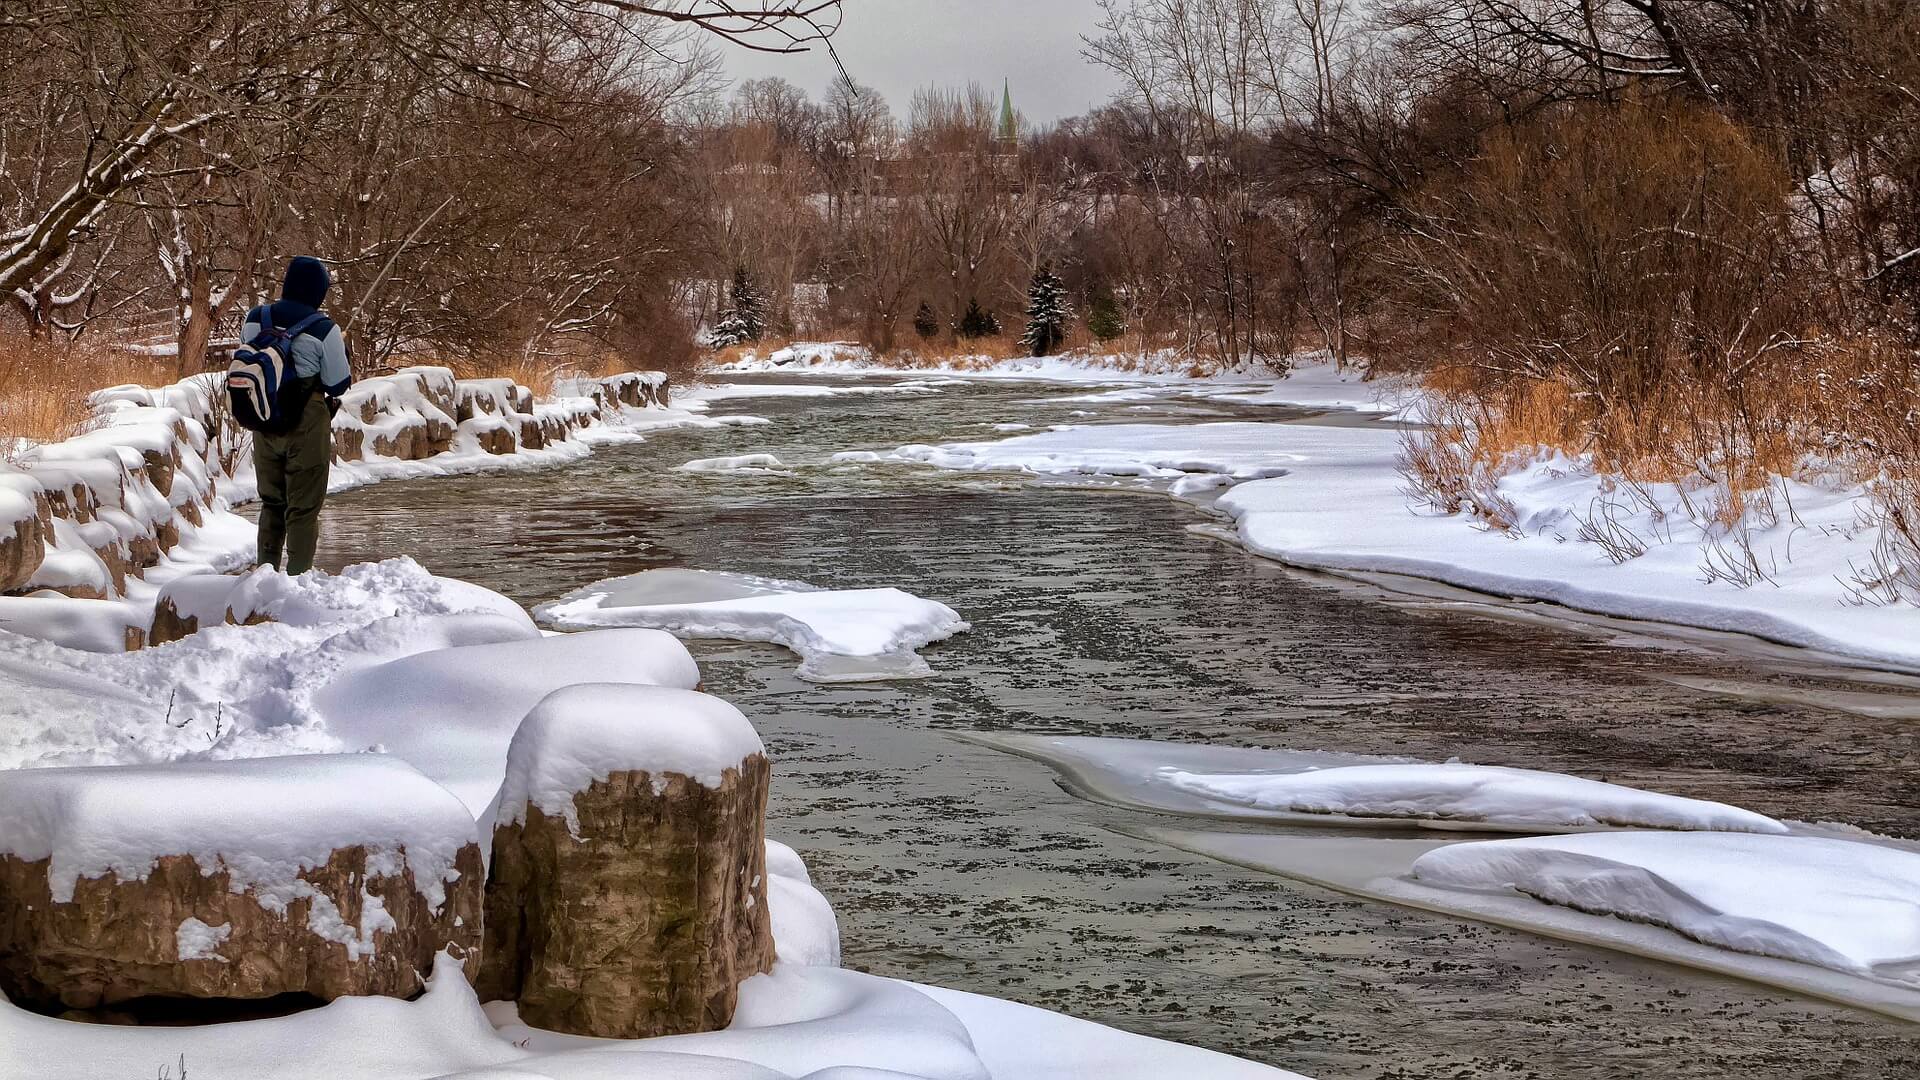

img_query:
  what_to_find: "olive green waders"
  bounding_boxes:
[254,394,333,575]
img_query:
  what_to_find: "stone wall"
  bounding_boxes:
[0,369,668,630]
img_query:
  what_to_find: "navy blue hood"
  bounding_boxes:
[281,256,331,308]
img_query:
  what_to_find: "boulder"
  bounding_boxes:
[424,415,456,456]
[0,755,483,1014]
[0,489,48,594]
[460,416,517,456]
[138,447,175,499]
[371,419,427,461]
[331,424,366,463]
[518,416,546,450]
[147,574,245,645]
[478,684,773,1038]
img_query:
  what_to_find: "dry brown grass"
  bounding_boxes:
[1403,332,1920,596]
[0,334,178,451]
[446,354,562,396]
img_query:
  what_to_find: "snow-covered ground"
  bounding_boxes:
[535,568,969,682]
[1151,825,1920,1023]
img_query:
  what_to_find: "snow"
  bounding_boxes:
[535,569,968,683]
[911,983,1305,1080]
[966,733,1782,834]
[766,839,841,968]
[1160,762,1786,833]
[496,684,765,832]
[1410,832,1920,987]
[1148,826,1920,1022]
[0,754,476,910]
[718,342,1300,386]
[315,627,701,814]
[175,916,233,962]
[680,453,798,476]
[0,559,547,776]
[890,422,1293,485]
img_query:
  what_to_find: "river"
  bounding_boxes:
[314,374,1920,1080]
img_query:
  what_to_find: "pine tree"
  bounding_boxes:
[730,266,767,342]
[912,300,939,340]
[1018,264,1072,356]
[709,266,766,348]
[1086,285,1125,343]
[956,297,1001,339]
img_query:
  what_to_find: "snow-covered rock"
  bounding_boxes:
[314,628,700,814]
[479,684,774,1038]
[535,568,968,683]
[0,754,482,1011]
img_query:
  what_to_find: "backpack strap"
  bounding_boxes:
[257,306,276,335]
[284,312,328,341]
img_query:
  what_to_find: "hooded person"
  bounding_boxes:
[241,256,352,576]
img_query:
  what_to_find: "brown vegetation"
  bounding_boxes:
[0,339,174,448]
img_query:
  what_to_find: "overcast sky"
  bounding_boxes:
[720,0,1123,125]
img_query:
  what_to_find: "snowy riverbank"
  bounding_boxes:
[760,353,1920,671]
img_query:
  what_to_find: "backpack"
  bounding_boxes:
[226,309,326,434]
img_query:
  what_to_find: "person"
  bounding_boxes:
[242,256,351,575]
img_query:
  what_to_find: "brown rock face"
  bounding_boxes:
[331,424,366,463]
[478,756,775,1038]
[0,506,47,593]
[0,843,483,1013]
[371,420,427,461]
[518,416,546,450]
[146,597,201,646]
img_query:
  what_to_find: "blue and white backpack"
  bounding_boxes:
[226,310,325,434]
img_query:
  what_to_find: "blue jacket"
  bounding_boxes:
[243,256,351,397]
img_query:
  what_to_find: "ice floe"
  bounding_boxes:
[1410,832,1920,987]
[535,569,968,683]
[967,733,1781,834]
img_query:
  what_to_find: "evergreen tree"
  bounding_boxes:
[956,297,1001,339]
[912,300,939,340]
[709,266,766,348]
[1086,285,1125,343]
[1018,264,1073,356]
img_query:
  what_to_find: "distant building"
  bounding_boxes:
[996,79,1018,152]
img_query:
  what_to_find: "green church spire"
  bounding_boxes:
[997,79,1017,145]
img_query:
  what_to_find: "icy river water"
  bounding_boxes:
[315,375,1920,1080]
